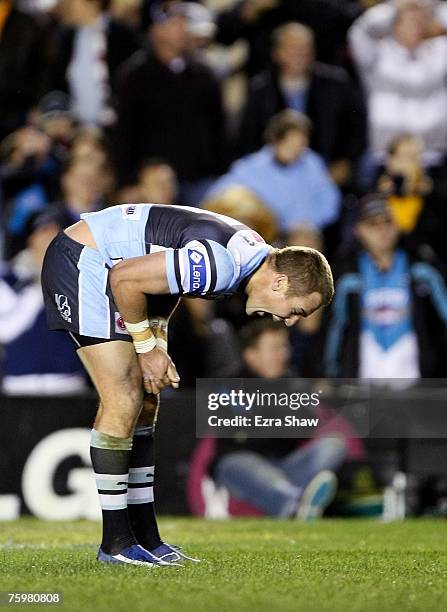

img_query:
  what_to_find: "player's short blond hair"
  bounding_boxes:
[267,246,334,306]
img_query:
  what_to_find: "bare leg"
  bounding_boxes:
[126,308,171,551]
[77,340,144,438]
[76,340,144,554]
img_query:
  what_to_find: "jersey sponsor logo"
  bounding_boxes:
[189,250,203,264]
[55,294,71,323]
[188,249,206,292]
[115,313,129,335]
[120,204,142,220]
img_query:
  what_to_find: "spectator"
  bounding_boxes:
[207,109,341,235]
[349,0,447,172]
[47,154,113,228]
[70,125,110,166]
[0,212,88,395]
[114,0,227,202]
[34,91,77,152]
[52,0,143,127]
[0,92,75,208]
[237,21,366,185]
[109,0,142,28]
[113,157,178,205]
[203,185,279,244]
[212,319,347,519]
[215,0,363,77]
[182,1,216,55]
[375,133,444,257]
[0,127,54,208]
[0,0,52,140]
[138,157,178,204]
[322,195,447,378]
[179,2,234,82]
[0,113,72,259]
[2,152,112,260]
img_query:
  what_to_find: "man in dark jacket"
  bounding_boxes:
[113,1,227,203]
[216,0,362,77]
[52,0,142,127]
[0,2,52,140]
[322,196,447,378]
[237,21,365,186]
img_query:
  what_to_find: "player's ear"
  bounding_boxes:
[272,274,288,292]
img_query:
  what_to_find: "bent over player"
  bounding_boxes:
[41,203,334,567]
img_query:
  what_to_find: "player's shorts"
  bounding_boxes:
[42,232,177,343]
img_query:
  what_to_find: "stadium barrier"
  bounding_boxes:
[0,392,196,520]
[1,388,447,519]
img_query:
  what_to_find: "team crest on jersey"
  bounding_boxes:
[120,204,142,220]
[240,230,265,246]
[188,249,206,292]
[55,294,71,323]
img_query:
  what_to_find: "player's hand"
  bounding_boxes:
[137,347,180,394]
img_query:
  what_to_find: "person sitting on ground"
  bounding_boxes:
[212,318,347,519]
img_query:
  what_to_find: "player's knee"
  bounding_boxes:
[113,362,144,408]
[111,382,144,416]
[96,366,144,435]
[95,398,142,438]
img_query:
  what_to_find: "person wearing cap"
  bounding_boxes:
[0,92,74,249]
[0,212,87,395]
[113,0,227,201]
[321,195,447,379]
[37,91,76,147]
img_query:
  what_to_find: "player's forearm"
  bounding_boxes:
[109,252,170,323]
[110,273,156,352]
[109,253,171,353]
[109,269,147,323]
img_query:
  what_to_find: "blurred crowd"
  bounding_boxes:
[2,0,447,394]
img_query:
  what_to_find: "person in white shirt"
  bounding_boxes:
[349,0,447,169]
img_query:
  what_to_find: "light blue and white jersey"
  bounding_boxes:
[81,203,273,297]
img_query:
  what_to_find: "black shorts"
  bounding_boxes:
[42,232,178,345]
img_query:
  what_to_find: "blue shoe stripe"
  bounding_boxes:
[309,482,333,508]
[97,544,160,566]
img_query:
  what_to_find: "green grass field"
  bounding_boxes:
[1,518,447,612]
